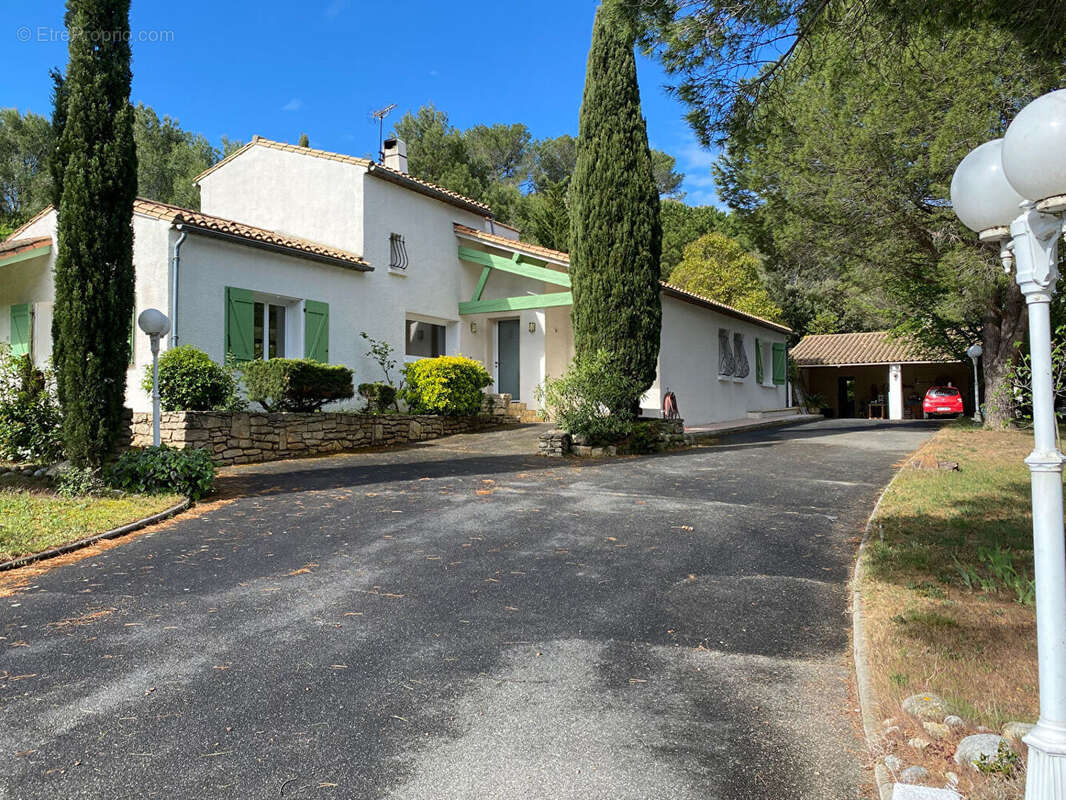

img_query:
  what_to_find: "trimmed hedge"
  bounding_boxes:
[243,358,354,412]
[142,345,239,412]
[401,356,492,416]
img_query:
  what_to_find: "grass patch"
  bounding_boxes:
[0,489,182,561]
[861,421,1042,796]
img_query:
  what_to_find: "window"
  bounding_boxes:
[406,320,446,358]
[389,233,408,270]
[718,328,735,376]
[733,332,749,379]
[253,301,286,359]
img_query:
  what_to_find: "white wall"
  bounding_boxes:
[199,146,366,256]
[653,295,788,424]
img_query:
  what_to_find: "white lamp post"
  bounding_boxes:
[951,90,1066,799]
[966,343,983,424]
[137,308,171,447]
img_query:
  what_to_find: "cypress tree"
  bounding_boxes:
[50,0,137,467]
[570,1,662,412]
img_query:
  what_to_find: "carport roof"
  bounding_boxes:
[791,331,960,366]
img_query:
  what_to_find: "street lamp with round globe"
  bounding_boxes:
[966,343,983,424]
[952,90,1066,800]
[137,308,170,447]
[1002,89,1066,210]
[949,139,1027,236]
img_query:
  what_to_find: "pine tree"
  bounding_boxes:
[569,1,662,412]
[50,0,137,467]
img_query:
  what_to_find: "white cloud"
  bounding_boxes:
[281,98,303,112]
[674,135,724,208]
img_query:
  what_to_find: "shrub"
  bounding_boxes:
[56,465,105,498]
[401,356,492,416]
[243,358,354,412]
[536,349,640,443]
[0,347,64,463]
[142,346,241,412]
[358,382,397,414]
[106,445,215,499]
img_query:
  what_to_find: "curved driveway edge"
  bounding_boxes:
[0,497,191,573]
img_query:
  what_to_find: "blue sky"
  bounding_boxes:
[2,0,721,206]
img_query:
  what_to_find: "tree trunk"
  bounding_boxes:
[982,280,1027,427]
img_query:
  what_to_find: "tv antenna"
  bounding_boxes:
[371,103,398,162]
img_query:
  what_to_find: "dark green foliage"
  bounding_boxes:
[141,346,240,412]
[660,200,733,279]
[0,109,54,230]
[537,350,640,442]
[242,358,354,412]
[401,356,492,416]
[298,132,309,147]
[0,349,63,463]
[106,444,215,499]
[358,382,397,414]
[49,0,138,468]
[133,104,215,209]
[570,2,662,409]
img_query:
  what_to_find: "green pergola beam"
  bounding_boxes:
[472,266,491,301]
[0,244,51,269]
[458,246,570,288]
[459,291,573,315]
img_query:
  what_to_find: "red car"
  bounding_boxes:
[923,386,964,418]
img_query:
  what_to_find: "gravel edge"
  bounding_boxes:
[0,497,192,573]
[852,464,910,800]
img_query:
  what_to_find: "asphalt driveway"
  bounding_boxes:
[0,419,936,799]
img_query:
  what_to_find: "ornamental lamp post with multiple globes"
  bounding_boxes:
[950,89,1066,798]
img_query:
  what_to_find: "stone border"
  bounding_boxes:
[0,497,191,573]
[852,460,912,800]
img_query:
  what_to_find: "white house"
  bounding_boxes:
[0,136,791,424]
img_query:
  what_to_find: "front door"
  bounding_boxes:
[497,319,520,398]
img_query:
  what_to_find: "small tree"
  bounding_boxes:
[50,0,137,467]
[670,233,783,321]
[569,1,662,414]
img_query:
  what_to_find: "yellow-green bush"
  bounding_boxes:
[401,356,492,416]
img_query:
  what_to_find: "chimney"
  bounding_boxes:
[383,138,408,173]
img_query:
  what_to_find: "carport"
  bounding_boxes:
[792,331,971,419]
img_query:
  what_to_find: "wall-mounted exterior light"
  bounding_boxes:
[470,321,478,334]
[528,321,536,334]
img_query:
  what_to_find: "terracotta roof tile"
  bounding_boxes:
[0,236,51,260]
[132,198,371,270]
[453,223,570,264]
[791,331,958,365]
[195,136,492,216]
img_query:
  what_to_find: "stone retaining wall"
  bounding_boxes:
[538,418,686,457]
[127,394,517,466]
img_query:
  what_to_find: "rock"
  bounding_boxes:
[908,737,932,751]
[954,734,1010,768]
[884,754,903,772]
[890,787,961,800]
[884,725,902,736]
[900,765,929,784]
[1002,721,1034,743]
[33,467,46,477]
[903,693,949,720]
[944,715,966,730]
[923,721,951,740]
[46,460,70,478]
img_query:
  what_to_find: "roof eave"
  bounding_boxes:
[178,223,373,272]
[367,163,491,217]
[660,283,792,334]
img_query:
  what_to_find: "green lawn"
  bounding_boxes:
[0,489,183,561]
[860,420,1043,797]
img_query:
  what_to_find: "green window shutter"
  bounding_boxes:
[772,342,787,385]
[304,300,329,362]
[755,338,764,384]
[10,304,31,358]
[225,287,255,361]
